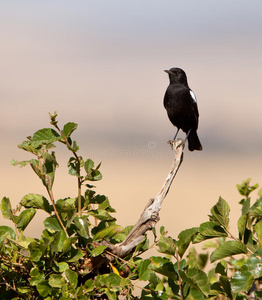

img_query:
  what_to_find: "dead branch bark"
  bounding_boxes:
[100,138,185,259]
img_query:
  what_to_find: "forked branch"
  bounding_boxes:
[101,138,185,258]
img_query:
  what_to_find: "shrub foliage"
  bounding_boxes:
[0,113,262,299]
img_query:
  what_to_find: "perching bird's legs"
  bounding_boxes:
[170,128,192,150]
[181,129,192,148]
[173,128,180,141]
[173,128,191,142]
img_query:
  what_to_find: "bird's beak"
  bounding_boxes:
[164,70,172,74]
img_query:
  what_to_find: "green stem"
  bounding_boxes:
[36,152,69,236]
[46,188,69,237]
[77,159,82,217]
[174,246,184,300]
[217,218,254,255]
[54,124,82,217]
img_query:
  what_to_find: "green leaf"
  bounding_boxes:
[105,273,122,286]
[231,271,254,292]
[210,282,225,296]
[83,159,102,181]
[11,158,39,168]
[66,248,84,262]
[0,225,16,240]
[32,128,60,147]
[254,220,262,242]
[91,221,106,237]
[16,208,36,231]
[157,235,176,256]
[21,193,52,214]
[50,230,67,253]
[188,288,208,300]
[84,279,95,292]
[193,222,227,243]
[250,198,262,217]
[84,159,94,173]
[49,274,66,288]
[237,178,259,197]
[245,255,262,278]
[179,268,210,296]
[89,169,102,181]
[53,261,69,273]
[90,245,107,257]
[84,189,96,205]
[29,160,42,179]
[138,259,153,281]
[93,225,122,241]
[197,253,208,270]
[167,279,180,299]
[160,226,166,235]
[67,140,79,152]
[202,240,218,250]
[73,216,90,239]
[89,209,115,221]
[36,280,52,298]
[29,268,45,286]
[0,197,15,222]
[62,122,78,138]
[241,197,250,215]
[67,157,78,176]
[177,227,198,257]
[56,198,76,212]
[238,214,248,240]
[209,197,230,229]
[215,260,227,276]
[106,288,117,300]
[17,140,40,154]
[210,241,248,263]
[29,245,44,262]
[49,111,58,126]
[84,170,102,182]
[111,233,126,243]
[219,275,233,299]
[243,229,257,252]
[92,194,107,205]
[65,269,78,288]
[149,256,178,281]
[42,151,58,189]
[44,216,63,232]
[98,197,116,212]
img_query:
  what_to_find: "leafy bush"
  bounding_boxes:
[0,113,261,299]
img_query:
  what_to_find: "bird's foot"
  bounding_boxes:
[168,140,176,149]
[168,138,185,150]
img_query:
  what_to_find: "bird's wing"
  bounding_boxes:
[189,90,197,103]
[188,89,199,120]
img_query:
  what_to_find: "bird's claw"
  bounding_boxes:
[168,138,185,150]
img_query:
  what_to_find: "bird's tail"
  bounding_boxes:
[188,130,202,151]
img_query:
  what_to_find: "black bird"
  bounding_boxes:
[164,67,202,151]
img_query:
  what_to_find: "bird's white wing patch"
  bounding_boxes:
[190,90,197,103]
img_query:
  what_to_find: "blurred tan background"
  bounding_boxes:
[1,1,262,241]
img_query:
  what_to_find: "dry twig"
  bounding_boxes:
[100,138,185,258]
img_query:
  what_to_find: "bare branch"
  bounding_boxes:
[103,138,185,258]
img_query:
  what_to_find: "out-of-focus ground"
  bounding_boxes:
[1,146,261,241]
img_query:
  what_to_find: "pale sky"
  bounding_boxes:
[1,1,262,152]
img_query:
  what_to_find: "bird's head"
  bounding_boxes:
[164,68,188,85]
